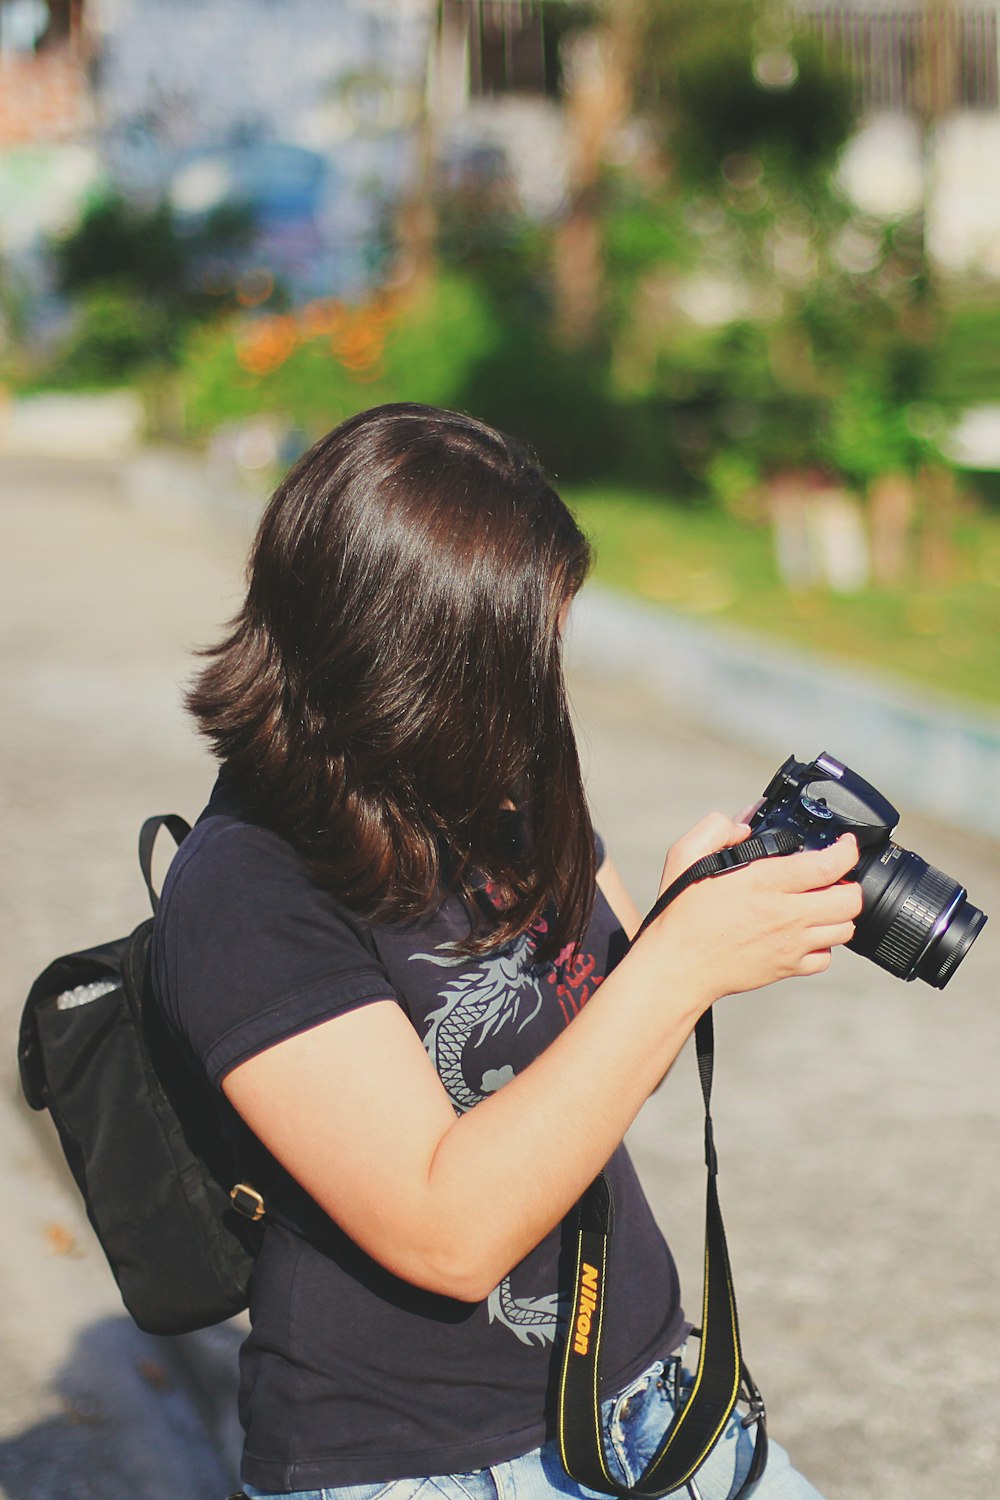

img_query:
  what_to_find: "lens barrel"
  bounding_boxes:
[926,900,988,987]
[850,844,987,988]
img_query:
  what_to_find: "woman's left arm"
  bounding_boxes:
[596,850,643,940]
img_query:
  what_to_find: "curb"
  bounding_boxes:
[568,585,1000,842]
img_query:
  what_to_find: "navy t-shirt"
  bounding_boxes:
[151,780,686,1492]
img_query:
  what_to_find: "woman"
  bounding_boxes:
[152,403,861,1500]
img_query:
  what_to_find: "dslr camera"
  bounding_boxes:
[749,751,986,988]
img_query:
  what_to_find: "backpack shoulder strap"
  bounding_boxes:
[139,815,192,913]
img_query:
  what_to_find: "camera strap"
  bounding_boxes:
[557,827,800,1497]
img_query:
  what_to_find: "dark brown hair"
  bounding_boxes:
[187,402,595,959]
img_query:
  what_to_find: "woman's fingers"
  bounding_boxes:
[795,883,865,923]
[681,810,753,857]
[769,834,861,893]
[661,823,862,913]
[658,811,751,895]
[796,949,834,977]
[646,819,868,1003]
[804,921,858,951]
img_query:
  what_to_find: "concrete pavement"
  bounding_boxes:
[1,453,997,1499]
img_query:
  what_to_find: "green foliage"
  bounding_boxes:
[177,269,625,483]
[54,192,254,306]
[459,317,616,481]
[179,274,500,438]
[53,196,186,302]
[593,0,963,496]
[671,35,856,189]
[821,378,941,486]
[601,0,959,495]
[0,253,32,349]
[435,189,552,314]
[636,0,857,188]
[603,179,693,290]
[931,299,1000,407]
[41,191,257,386]
[51,286,175,386]
[704,450,761,511]
[593,0,917,486]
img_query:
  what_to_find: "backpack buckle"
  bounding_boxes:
[230,1183,266,1222]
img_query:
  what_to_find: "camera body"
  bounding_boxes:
[750,751,986,988]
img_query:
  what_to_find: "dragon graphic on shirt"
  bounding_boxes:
[410,929,563,1345]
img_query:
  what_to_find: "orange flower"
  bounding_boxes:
[298,298,344,339]
[232,288,409,381]
[235,315,299,375]
[332,321,382,370]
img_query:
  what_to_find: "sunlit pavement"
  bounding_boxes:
[1,454,996,1500]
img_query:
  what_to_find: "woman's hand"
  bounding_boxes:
[640,811,863,1007]
[657,810,755,896]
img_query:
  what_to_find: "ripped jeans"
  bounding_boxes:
[242,1352,826,1500]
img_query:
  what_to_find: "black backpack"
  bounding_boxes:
[17,816,264,1336]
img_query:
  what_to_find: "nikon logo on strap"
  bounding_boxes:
[572,1262,600,1355]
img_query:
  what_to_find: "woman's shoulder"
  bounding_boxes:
[162,780,304,907]
[152,780,392,1087]
[157,780,382,963]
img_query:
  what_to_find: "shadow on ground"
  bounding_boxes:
[0,1316,243,1500]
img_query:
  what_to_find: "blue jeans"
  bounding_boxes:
[242,1351,825,1500]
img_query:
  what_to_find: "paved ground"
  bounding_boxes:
[0,454,996,1499]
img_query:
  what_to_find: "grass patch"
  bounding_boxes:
[565,485,1000,712]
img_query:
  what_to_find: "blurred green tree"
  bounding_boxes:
[46,191,256,383]
[578,0,962,565]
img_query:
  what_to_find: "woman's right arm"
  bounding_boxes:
[222,816,861,1303]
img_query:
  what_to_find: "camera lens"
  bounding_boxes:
[850,844,987,988]
[924,899,988,987]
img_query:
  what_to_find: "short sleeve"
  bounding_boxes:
[152,818,396,1088]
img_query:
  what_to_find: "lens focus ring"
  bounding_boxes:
[871,863,957,978]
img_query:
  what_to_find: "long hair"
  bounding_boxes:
[187,403,595,960]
